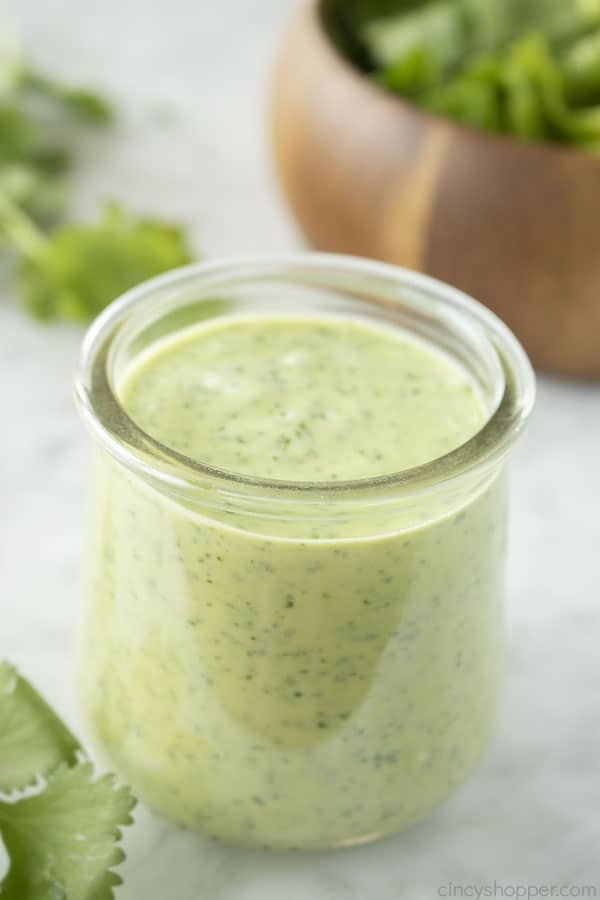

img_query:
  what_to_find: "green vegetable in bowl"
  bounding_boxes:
[420,54,506,132]
[562,29,600,104]
[363,0,600,73]
[418,34,600,144]
[0,662,136,900]
[355,0,600,149]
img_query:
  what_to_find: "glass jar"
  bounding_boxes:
[74,255,535,850]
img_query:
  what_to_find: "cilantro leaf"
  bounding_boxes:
[59,88,113,124]
[0,104,36,165]
[0,164,66,226]
[0,100,73,177]
[0,663,79,794]
[0,663,137,899]
[0,763,136,900]
[21,70,114,125]
[15,203,194,322]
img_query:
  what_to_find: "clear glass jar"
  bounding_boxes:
[74,255,535,850]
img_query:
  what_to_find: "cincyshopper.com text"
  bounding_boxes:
[438,883,597,899]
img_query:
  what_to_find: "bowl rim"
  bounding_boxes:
[310,0,600,166]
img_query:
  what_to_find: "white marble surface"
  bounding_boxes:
[1,1,599,897]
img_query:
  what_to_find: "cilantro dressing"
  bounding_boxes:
[119,316,485,481]
[79,313,507,848]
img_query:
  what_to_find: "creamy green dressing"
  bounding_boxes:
[79,314,505,849]
[120,316,485,480]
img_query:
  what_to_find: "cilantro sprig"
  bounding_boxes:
[0,662,136,900]
[0,198,193,322]
[0,27,195,322]
[0,36,113,228]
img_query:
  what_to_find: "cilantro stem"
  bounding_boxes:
[0,190,47,259]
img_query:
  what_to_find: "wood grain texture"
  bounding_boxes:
[271,0,600,376]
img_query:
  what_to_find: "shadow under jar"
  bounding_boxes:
[74,255,534,850]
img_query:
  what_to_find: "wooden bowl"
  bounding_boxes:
[271,0,600,377]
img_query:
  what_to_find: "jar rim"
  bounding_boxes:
[74,253,535,502]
